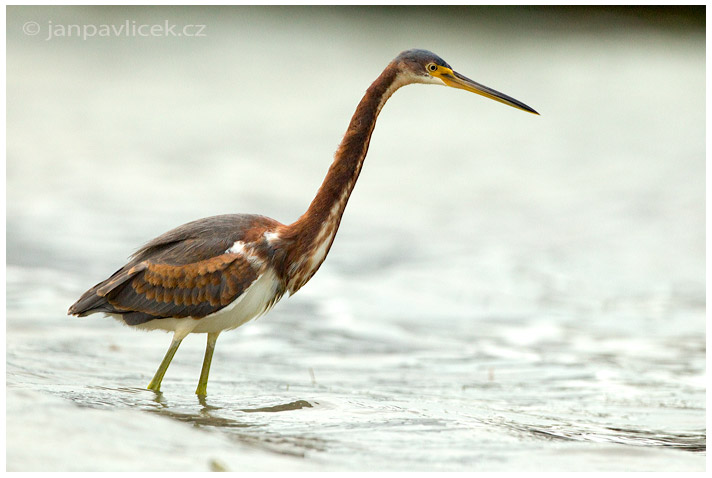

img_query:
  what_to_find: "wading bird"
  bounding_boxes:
[68,49,538,396]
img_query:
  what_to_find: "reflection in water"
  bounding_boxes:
[240,399,315,413]
[66,385,329,457]
[148,398,327,458]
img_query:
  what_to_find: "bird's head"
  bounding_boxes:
[394,49,538,115]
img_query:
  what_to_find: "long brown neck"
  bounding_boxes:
[280,63,403,292]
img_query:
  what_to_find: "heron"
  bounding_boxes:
[68,49,538,396]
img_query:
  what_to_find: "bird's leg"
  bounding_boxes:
[196,332,220,396]
[147,336,183,392]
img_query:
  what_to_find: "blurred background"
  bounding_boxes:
[6,5,705,472]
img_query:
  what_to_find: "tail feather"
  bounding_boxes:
[68,263,144,316]
[67,285,114,316]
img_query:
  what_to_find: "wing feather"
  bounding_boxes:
[68,214,283,326]
[100,253,260,320]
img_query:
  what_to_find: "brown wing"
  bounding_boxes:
[69,253,260,325]
[68,214,283,325]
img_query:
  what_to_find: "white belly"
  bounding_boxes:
[127,268,283,336]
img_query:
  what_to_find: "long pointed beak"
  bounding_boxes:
[440,69,539,115]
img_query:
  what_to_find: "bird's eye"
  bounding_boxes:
[427,64,437,72]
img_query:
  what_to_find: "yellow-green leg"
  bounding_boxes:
[196,332,220,396]
[147,337,183,392]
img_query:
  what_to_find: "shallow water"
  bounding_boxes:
[6,6,705,471]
